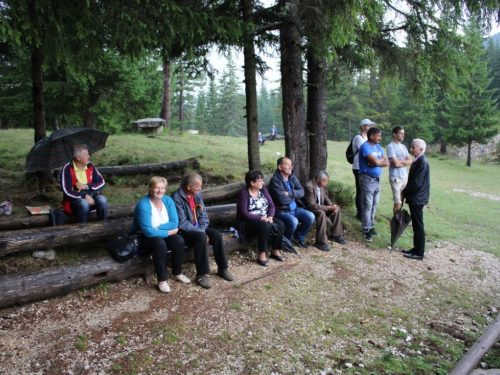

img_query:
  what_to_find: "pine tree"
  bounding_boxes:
[443,21,499,167]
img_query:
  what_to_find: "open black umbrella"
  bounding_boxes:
[26,126,109,172]
[390,202,412,249]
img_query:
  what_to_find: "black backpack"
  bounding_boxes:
[345,135,360,164]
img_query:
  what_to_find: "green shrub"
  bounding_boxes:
[327,180,354,208]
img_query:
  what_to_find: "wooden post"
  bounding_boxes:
[449,313,500,375]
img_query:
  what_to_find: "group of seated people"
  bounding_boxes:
[62,145,347,293]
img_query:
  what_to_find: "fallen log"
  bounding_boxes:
[201,176,269,204]
[0,181,246,231]
[97,157,200,176]
[0,235,257,309]
[0,204,237,257]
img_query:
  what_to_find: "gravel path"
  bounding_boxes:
[1,240,499,374]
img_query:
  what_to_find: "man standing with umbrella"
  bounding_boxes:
[401,139,430,260]
[62,144,108,223]
[387,126,412,216]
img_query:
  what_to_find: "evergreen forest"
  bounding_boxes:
[1,1,500,174]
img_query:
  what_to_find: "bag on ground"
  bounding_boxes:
[106,230,141,263]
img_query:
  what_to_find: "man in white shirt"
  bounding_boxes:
[352,119,374,220]
[386,126,412,215]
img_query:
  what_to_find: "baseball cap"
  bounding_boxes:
[360,119,375,126]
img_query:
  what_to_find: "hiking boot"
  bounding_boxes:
[196,275,212,289]
[363,231,372,242]
[314,242,331,251]
[369,228,381,237]
[329,235,347,244]
[217,269,234,281]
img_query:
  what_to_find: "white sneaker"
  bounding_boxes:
[174,274,191,284]
[158,282,171,293]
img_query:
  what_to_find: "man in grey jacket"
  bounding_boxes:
[171,172,234,288]
[268,157,315,248]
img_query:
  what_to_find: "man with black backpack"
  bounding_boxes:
[349,119,374,220]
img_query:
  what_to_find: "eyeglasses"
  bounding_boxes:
[254,179,264,183]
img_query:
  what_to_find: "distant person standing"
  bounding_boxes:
[387,126,412,216]
[258,132,266,146]
[352,119,374,220]
[359,127,389,242]
[270,125,278,140]
[401,139,430,260]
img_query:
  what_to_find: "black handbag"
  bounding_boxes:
[106,230,141,263]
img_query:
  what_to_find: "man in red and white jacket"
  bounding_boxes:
[62,144,107,223]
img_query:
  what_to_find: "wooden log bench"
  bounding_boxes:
[0,234,257,309]
[0,204,237,257]
[0,179,268,231]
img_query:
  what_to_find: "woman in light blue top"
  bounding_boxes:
[131,176,188,293]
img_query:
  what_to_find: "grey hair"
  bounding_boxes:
[181,172,202,189]
[315,170,329,180]
[73,144,88,159]
[412,139,426,153]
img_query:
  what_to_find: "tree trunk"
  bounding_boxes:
[348,87,352,140]
[97,158,200,176]
[0,205,238,256]
[467,141,472,167]
[280,0,308,184]
[242,0,261,171]
[84,111,96,129]
[306,50,328,180]
[28,0,46,144]
[440,140,447,154]
[160,58,172,131]
[0,255,151,309]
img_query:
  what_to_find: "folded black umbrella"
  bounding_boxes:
[390,202,412,249]
[270,222,300,256]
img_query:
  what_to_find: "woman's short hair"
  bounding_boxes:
[149,176,167,190]
[245,170,264,187]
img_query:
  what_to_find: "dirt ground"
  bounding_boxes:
[1,239,500,375]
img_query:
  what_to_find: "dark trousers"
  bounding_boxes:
[140,235,185,282]
[352,169,362,218]
[409,204,425,257]
[244,218,285,253]
[179,228,228,276]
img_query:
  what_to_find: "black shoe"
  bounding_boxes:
[270,253,283,261]
[402,248,415,254]
[314,242,331,251]
[257,259,269,267]
[403,253,423,260]
[362,231,372,242]
[292,237,309,248]
[329,235,347,245]
[196,275,213,289]
[217,268,234,281]
[369,228,381,237]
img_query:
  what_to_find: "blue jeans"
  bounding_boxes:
[360,174,380,232]
[275,208,315,241]
[70,194,108,223]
